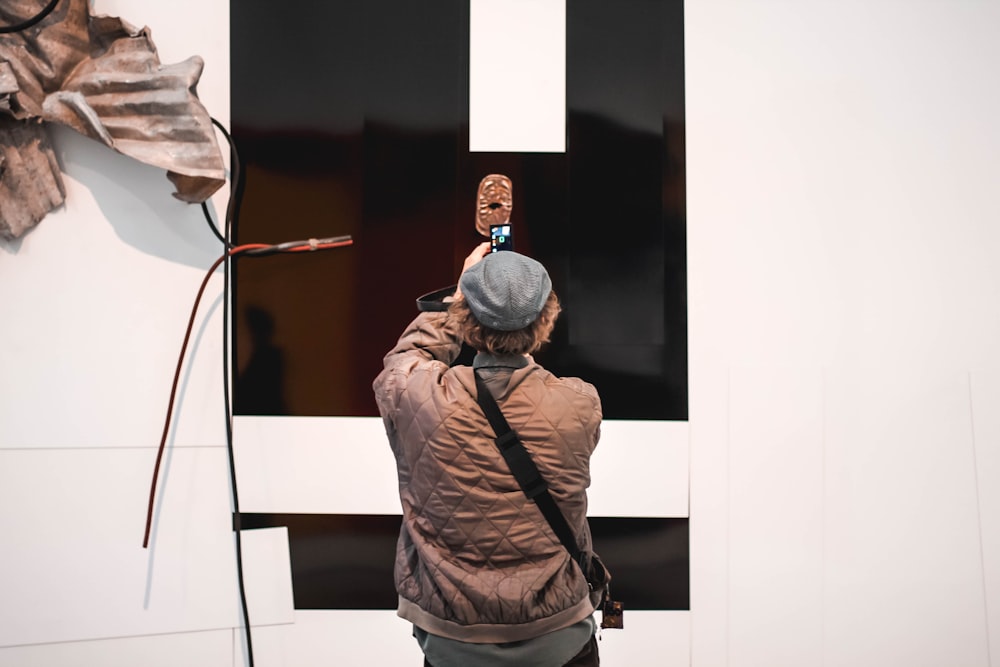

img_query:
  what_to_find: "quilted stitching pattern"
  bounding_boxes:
[374,312,602,629]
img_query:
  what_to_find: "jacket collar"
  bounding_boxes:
[472,351,530,370]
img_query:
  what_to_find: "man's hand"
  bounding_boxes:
[454,242,491,300]
[462,241,491,274]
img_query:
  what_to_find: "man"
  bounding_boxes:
[373,243,604,666]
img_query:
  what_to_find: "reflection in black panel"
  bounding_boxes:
[231,0,686,420]
[560,0,687,420]
[240,513,689,610]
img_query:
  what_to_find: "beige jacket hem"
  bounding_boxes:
[397,595,597,644]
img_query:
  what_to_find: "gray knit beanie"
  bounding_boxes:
[459,251,552,331]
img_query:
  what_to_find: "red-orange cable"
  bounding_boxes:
[142,243,271,548]
[142,239,354,547]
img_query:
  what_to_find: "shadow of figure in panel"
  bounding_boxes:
[236,306,289,415]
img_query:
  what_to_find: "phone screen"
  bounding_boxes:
[490,224,513,252]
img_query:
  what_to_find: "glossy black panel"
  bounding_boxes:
[559,0,687,419]
[231,0,685,419]
[231,1,463,416]
[240,513,689,610]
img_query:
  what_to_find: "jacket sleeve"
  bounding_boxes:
[372,310,463,422]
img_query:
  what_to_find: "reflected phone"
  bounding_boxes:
[490,224,513,252]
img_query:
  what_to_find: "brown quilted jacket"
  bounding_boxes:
[373,310,603,643]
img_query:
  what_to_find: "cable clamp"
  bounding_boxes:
[308,238,319,250]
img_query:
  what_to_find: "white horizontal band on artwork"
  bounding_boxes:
[233,416,688,518]
[234,609,690,665]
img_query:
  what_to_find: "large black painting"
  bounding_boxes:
[230,0,688,612]
[231,0,686,421]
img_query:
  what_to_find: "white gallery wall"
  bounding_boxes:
[1,0,998,666]
[686,2,1000,667]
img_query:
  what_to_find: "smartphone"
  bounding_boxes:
[490,224,513,252]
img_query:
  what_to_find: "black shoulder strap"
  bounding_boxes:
[473,370,587,569]
[415,285,457,312]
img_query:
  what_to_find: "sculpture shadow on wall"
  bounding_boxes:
[0,124,226,267]
[48,124,225,269]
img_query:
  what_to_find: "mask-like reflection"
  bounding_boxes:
[475,173,513,236]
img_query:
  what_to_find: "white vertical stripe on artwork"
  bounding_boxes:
[469,0,566,153]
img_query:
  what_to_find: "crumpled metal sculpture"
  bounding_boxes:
[0,0,225,240]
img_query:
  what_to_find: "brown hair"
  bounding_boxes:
[450,290,561,355]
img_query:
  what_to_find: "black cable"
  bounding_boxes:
[224,252,255,667]
[202,118,241,248]
[215,118,243,242]
[201,202,227,246]
[218,118,254,667]
[0,0,61,33]
[147,117,351,667]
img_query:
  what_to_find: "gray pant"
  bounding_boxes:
[423,634,599,667]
